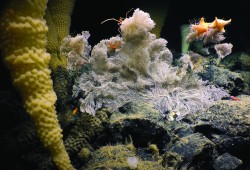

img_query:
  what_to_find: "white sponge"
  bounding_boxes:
[120,8,155,42]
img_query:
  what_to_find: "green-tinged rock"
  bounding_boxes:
[213,153,243,170]
[109,102,170,150]
[167,133,215,169]
[199,65,245,94]
[239,53,250,71]
[241,71,250,94]
[64,109,110,157]
[82,144,166,170]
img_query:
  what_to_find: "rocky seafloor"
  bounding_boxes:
[0,91,249,170]
[0,51,250,170]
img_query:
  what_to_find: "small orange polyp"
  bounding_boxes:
[109,40,121,50]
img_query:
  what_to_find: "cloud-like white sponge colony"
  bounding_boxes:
[120,8,156,43]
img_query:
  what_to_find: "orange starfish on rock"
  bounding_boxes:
[209,17,232,32]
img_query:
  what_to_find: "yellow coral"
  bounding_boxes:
[0,0,74,169]
[45,0,75,70]
[44,0,75,113]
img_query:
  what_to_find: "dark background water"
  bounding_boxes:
[71,0,250,53]
[0,0,249,53]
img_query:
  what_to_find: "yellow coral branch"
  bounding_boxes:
[0,0,74,169]
[45,0,75,70]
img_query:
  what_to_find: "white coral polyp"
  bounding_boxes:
[120,8,155,42]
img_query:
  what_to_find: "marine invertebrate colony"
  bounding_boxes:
[187,17,232,43]
[45,0,75,70]
[186,17,233,60]
[45,0,76,113]
[66,8,229,121]
[0,0,73,169]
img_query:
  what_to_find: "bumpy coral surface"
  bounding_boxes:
[0,0,74,169]
[45,0,75,70]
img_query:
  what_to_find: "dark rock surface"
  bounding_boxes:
[213,152,243,170]
[1,94,249,169]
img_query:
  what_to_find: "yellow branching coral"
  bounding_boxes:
[45,0,75,113]
[45,0,75,70]
[0,0,74,169]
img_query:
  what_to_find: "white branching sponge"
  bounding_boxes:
[69,9,229,120]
